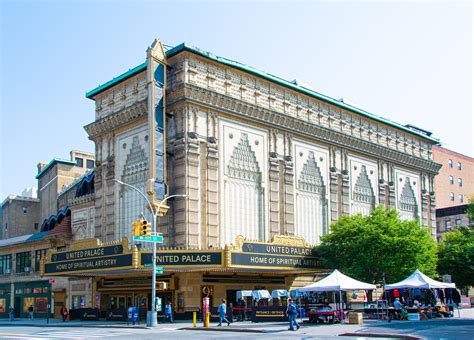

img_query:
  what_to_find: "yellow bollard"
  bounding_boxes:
[206,311,210,328]
[193,311,197,328]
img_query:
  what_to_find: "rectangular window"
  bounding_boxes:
[455,218,462,226]
[86,159,95,169]
[445,220,451,230]
[448,159,453,168]
[450,192,454,201]
[34,223,39,230]
[459,194,464,203]
[0,255,12,275]
[35,249,48,272]
[458,178,462,187]
[75,157,84,167]
[457,162,462,170]
[15,251,31,273]
[449,176,454,185]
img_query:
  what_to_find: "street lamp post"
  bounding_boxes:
[114,178,186,326]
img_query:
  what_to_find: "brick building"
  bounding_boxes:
[432,146,474,209]
[1,196,40,239]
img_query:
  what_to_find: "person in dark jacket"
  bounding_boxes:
[60,306,68,322]
[237,298,246,321]
[28,305,34,320]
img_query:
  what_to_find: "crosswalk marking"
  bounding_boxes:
[0,329,150,339]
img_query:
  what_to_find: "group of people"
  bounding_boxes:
[216,298,301,331]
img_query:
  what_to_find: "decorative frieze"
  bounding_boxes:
[170,83,441,175]
[174,55,434,162]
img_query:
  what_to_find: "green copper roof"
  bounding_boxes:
[86,43,439,144]
[36,158,77,180]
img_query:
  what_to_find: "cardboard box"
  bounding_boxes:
[348,312,363,324]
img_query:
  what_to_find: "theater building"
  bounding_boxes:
[40,40,441,319]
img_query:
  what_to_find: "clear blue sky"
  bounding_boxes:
[1,0,472,199]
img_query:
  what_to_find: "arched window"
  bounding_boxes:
[399,177,418,221]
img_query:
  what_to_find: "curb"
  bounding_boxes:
[0,323,149,329]
[180,327,268,333]
[340,332,422,340]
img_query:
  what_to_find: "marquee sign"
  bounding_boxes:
[140,250,223,268]
[229,235,322,270]
[41,238,135,276]
[50,245,123,262]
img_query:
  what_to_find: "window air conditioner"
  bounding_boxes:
[24,267,30,272]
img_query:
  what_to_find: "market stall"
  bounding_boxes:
[271,290,288,306]
[383,269,458,320]
[298,269,376,323]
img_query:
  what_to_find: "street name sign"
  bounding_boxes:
[133,235,164,243]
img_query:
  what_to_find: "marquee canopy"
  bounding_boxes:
[298,269,376,292]
[384,269,456,290]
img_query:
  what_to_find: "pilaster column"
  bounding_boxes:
[341,150,350,216]
[387,163,396,210]
[186,132,200,248]
[268,152,280,239]
[283,134,295,235]
[283,155,295,235]
[206,137,219,248]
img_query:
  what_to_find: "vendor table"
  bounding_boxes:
[308,310,348,323]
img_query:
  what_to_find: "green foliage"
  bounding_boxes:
[467,196,474,223]
[438,227,474,290]
[318,206,438,284]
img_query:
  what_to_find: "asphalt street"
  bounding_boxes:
[0,309,472,340]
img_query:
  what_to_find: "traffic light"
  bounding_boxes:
[139,219,152,237]
[131,220,142,237]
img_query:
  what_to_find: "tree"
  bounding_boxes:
[317,206,438,284]
[466,195,474,226]
[438,227,474,291]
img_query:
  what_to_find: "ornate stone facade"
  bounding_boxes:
[85,44,441,246]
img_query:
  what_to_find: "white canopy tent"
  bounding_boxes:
[271,289,288,299]
[298,269,376,292]
[298,270,376,321]
[236,290,253,300]
[384,269,456,290]
[252,290,271,301]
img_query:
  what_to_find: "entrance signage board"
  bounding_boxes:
[50,245,123,262]
[230,235,322,270]
[231,252,322,269]
[141,251,223,267]
[44,254,133,274]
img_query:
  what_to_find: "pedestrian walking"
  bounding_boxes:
[28,304,34,320]
[8,305,15,321]
[217,299,231,326]
[60,305,68,322]
[286,298,300,331]
[164,301,173,323]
